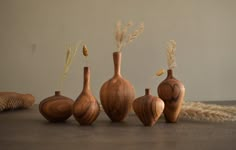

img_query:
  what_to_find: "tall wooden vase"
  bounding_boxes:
[73,67,100,125]
[100,52,135,122]
[39,91,74,122]
[157,69,185,123]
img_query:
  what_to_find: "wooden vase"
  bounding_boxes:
[133,89,165,126]
[39,91,74,122]
[157,69,185,123]
[73,67,100,125]
[100,51,135,122]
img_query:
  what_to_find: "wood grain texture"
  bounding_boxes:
[39,91,74,122]
[100,52,135,122]
[133,89,164,126]
[0,92,35,112]
[158,69,185,123]
[73,67,100,125]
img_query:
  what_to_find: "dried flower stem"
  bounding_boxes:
[115,21,144,52]
[167,40,177,69]
[126,23,144,45]
[156,69,166,76]
[58,42,82,91]
[183,101,236,115]
[179,101,236,122]
[82,44,89,66]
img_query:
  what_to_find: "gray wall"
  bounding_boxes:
[0,0,236,103]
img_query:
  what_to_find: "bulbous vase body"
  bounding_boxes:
[100,52,135,122]
[39,91,74,122]
[73,67,100,125]
[157,69,185,123]
[133,89,164,126]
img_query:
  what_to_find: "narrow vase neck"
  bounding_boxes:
[145,88,150,95]
[55,91,61,96]
[113,52,121,77]
[83,67,90,92]
[167,69,175,79]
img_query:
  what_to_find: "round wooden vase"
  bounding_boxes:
[157,69,185,123]
[39,91,74,122]
[73,67,100,125]
[133,89,165,126]
[100,51,135,122]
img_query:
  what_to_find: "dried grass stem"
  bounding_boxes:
[167,40,177,69]
[58,42,82,91]
[115,21,144,52]
[179,101,236,122]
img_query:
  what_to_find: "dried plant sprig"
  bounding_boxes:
[115,21,134,51]
[82,44,89,66]
[180,107,235,122]
[115,21,122,48]
[120,21,133,43]
[83,45,88,57]
[167,40,177,69]
[126,23,144,44]
[59,42,81,91]
[115,21,144,52]
[179,101,236,122]
[156,69,166,76]
[147,69,166,89]
[183,101,236,115]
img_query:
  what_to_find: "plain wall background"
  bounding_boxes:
[0,0,236,103]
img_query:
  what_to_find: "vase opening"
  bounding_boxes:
[55,91,61,96]
[145,88,150,95]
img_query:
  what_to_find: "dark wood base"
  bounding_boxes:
[0,101,236,150]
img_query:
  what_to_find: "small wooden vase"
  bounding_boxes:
[39,91,74,122]
[133,89,165,126]
[100,52,135,122]
[157,69,185,123]
[73,67,100,125]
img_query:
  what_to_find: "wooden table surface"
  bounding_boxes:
[0,101,236,150]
